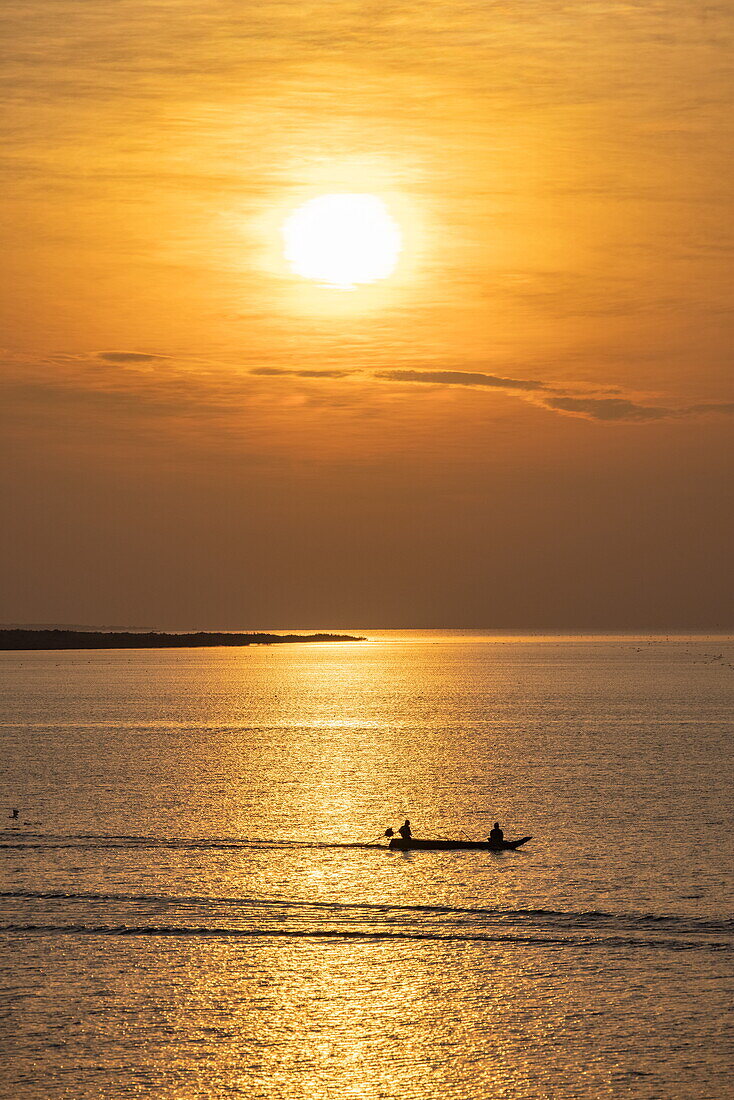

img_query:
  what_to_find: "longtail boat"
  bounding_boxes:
[388,836,532,852]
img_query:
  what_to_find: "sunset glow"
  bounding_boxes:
[2,5,734,1099]
[2,2,733,629]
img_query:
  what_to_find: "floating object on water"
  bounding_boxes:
[388,836,532,852]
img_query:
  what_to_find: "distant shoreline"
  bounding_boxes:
[0,629,365,650]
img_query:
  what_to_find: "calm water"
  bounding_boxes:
[1,634,733,1098]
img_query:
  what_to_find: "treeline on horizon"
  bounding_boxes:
[0,629,364,650]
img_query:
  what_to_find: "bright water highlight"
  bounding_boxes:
[1,635,733,1097]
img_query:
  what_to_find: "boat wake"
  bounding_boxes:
[0,830,385,852]
[1,891,731,952]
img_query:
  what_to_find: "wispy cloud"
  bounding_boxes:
[5,352,733,440]
[255,364,734,424]
[375,369,546,392]
[250,367,353,379]
[540,396,671,421]
[541,396,734,422]
[686,402,734,416]
[97,351,168,363]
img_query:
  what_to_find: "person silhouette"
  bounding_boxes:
[398,818,412,840]
[489,821,504,847]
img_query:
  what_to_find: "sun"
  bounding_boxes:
[282,193,402,290]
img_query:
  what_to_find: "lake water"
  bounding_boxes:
[1,634,733,1098]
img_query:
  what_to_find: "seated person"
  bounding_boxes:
[398,818,412,840]
[489,822,504,846]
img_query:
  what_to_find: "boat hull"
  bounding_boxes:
[388,836,532,852]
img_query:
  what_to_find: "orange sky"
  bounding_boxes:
[2,1,733,628]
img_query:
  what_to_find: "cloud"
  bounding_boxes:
[250,367,353,379]
[381,373,673,420]
[375,369,546,392]
[540,396,672,421]
[8,351,731,438]
[97,351,167,364]
[686,402,734,416]
[252,364,734,424]
[541,396,734,422]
